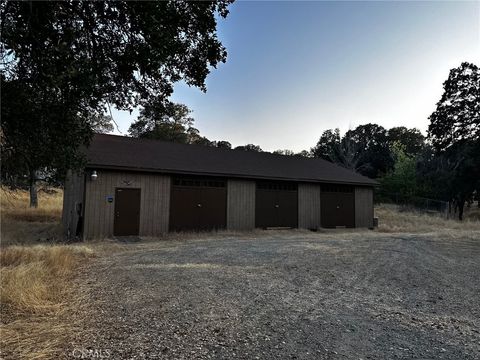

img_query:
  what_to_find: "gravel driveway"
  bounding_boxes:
[72,231,480,359]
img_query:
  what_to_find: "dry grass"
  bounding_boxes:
[1,187,63,223]
[0,245,94,359]
[1,220,62,246]
[1,188,94,358]
[0,245,94,310]
[375,203,480,233]
[464,206,480,221]
[1,187,63,245]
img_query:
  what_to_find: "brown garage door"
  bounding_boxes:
[170,177,226,231]
[114,188,141,236]
[255,181,298,228]
[321,184,355,228]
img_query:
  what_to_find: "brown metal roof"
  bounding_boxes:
[86,134,378,186]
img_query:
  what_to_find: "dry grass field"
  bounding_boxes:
[375,203,480,233]
[1,188,95,359]
[1,187,479,359]
[1,187,63,245]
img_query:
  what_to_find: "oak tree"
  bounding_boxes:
[426,62,480,219]
[428,62,479,151]
[1,0,233,206]
[387,127,425,157]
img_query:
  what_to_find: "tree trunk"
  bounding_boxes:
[29,170,38,208]
[458,200,464,221]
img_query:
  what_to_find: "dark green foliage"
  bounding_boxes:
[379,143,417,200]
[1,0,232,205]
[273,149,295,156]
[344,124,393,178]
[1,76,92,200]
[1,1,232,110]
[417,141,480,220]
[190,133,215,147]
[311,128,364,171]
[415,145,452,201]
[273,149,311,157]
[311,129,341,161]
[423,62,480,219]
[377,127,425,202]
[428,62,480,152]
[87,114,114,134]
[312,124,394,178]
[128,101,236,149]
[295,150,311,158]
[129,102,196,143]
[234,144,263,152]
[387,127,425,157]
[214,141,232,149]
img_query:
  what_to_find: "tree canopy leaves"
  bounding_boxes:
[234,144,263,152]
[379,143,417,200]
[1,76,92,191]
[129,101,236,149]
[312,124,394,178]
[129,102,194,141]
[423,62,480,219]
[1,1,233,110]
[428,62,480,152]
[387,127,425,157]
[311,129,341,161]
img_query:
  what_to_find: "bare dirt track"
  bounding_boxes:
[71,231,480,359]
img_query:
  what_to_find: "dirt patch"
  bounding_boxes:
[69,231,480,359]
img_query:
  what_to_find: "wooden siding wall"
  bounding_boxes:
[355,187,374,228]
[298,183,321,229]
[83,170,170,239]
[227,179,256,230]
[62,171,85,238]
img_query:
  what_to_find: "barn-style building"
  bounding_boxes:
[62,134,377,240]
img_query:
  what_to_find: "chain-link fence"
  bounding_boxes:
[375,191,449,218]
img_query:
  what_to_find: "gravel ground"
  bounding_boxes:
[70,231,480,359]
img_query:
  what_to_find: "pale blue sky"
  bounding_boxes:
[112,0,480,152]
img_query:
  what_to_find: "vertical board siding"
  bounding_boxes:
[227,179,255,230]
[355,187,374,228]
[83,170,170,239]
[298,183,321,229]
[62,171,85,238]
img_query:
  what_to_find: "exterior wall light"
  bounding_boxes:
[91,170,98,181]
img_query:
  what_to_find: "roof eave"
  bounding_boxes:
[85,163,379,187]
